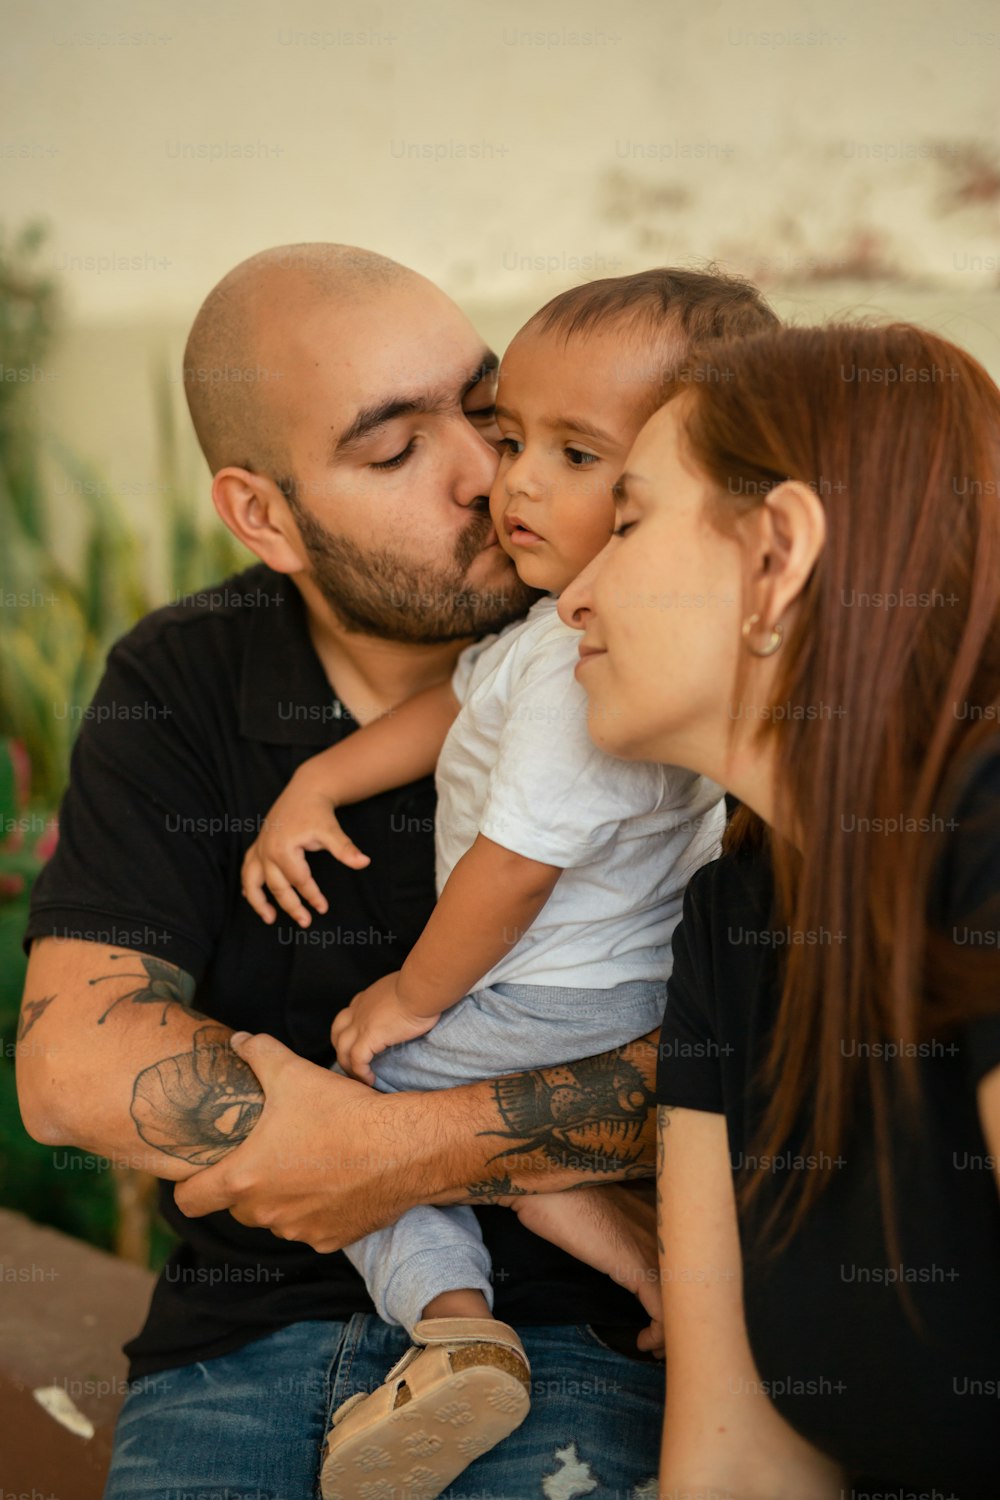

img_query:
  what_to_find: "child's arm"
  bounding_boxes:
[332,833,562,1083]
[242,678,460,926]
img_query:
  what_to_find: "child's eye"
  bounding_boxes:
[497,436,523,456]
[566,447,599,466]
[371,440,416,471]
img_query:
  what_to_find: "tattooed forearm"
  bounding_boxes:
[17,994,56,1041]
[465,1174,528,1201]
[130,1024,263,1164]
[468,1031,659,1196]
[90,953,205,1025]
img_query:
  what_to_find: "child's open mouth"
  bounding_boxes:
[504,515,544,546]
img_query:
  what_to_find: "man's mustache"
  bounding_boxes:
[456,505,496,567]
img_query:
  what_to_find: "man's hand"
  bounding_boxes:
[331,973,441,1085]
[241,766,371,929]
[510,1184,664,1358]
[173,1033,416,1250]
[172,1029,660,1253]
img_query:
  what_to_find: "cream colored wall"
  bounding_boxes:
[6,0,1000,319]
[4,0,1000,568]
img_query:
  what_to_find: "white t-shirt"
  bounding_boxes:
[436,594,725,990]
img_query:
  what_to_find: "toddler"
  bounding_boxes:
[242,267,777,1500]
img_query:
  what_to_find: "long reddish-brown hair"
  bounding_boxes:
[670,322,1000,1244]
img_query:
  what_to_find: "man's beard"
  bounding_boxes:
[291,501,540,643]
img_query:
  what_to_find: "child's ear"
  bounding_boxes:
[211,468,306,574]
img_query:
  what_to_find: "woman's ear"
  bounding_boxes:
[211,467,305,574]
[747,480,826,625]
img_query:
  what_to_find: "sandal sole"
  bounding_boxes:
[319,1363,531,1500]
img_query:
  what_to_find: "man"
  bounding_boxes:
[17,245,664,1498]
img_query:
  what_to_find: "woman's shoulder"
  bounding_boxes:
[684,833,774,922]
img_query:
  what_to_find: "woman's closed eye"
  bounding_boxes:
[612,517,637,538]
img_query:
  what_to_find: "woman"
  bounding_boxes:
[558,323,1000,1498]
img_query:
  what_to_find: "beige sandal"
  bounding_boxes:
[319,1316,532,1500]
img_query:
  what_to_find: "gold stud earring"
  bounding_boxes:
[741,613,783,657]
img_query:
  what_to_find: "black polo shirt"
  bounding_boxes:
[25,562,646,1376]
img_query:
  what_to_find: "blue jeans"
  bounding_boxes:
[104,1315,663,1499]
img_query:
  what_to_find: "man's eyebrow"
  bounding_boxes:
[335,396,430,456]
[334,350,500,458]
[464,350,500,397]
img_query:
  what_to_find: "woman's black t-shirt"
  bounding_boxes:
[657,749,1000,1499]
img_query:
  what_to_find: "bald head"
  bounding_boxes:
[183,243,413,480]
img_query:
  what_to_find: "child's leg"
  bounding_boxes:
[342,1202,494,1336]
[323,1203,531,1500]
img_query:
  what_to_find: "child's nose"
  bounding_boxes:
[504,451,547,501]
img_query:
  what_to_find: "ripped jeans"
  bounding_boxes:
[103,1315,663,1500]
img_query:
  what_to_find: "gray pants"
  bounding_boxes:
[339,976,666,1336]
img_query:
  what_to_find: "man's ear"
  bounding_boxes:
[211,467,305,574]
[746,479,826,625]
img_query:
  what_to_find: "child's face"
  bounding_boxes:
[489,326,659,594]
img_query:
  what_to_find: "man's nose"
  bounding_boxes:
[453,420,501,509]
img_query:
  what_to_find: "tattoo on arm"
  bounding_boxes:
[90,953,205,1025]
[17,994,56,1041]
[471,1032,658,1193]
[465,1174,528,1201]
[130,1024,263,1165]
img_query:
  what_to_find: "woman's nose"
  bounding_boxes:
[557,568,593,630]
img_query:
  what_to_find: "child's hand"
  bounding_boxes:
[331,972,441,1086]
[241,768,371,927]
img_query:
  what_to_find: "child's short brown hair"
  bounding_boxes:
[522,266,779,412]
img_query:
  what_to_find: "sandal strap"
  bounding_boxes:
[413,1317,529,1366]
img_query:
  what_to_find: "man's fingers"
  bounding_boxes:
[233,1030,297,1082]
[635,1271,663,1326]
[636,1320,665,1358]
[173,1160,237,1219]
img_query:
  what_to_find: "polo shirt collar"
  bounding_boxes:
[239,565,352,746]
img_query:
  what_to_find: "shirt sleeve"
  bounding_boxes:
[477,625,666,867]
[656,867,724,1113]
[23,634,228,982]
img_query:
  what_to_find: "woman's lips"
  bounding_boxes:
[575,645,607,674]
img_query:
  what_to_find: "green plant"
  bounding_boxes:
[0,223,247,1264]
